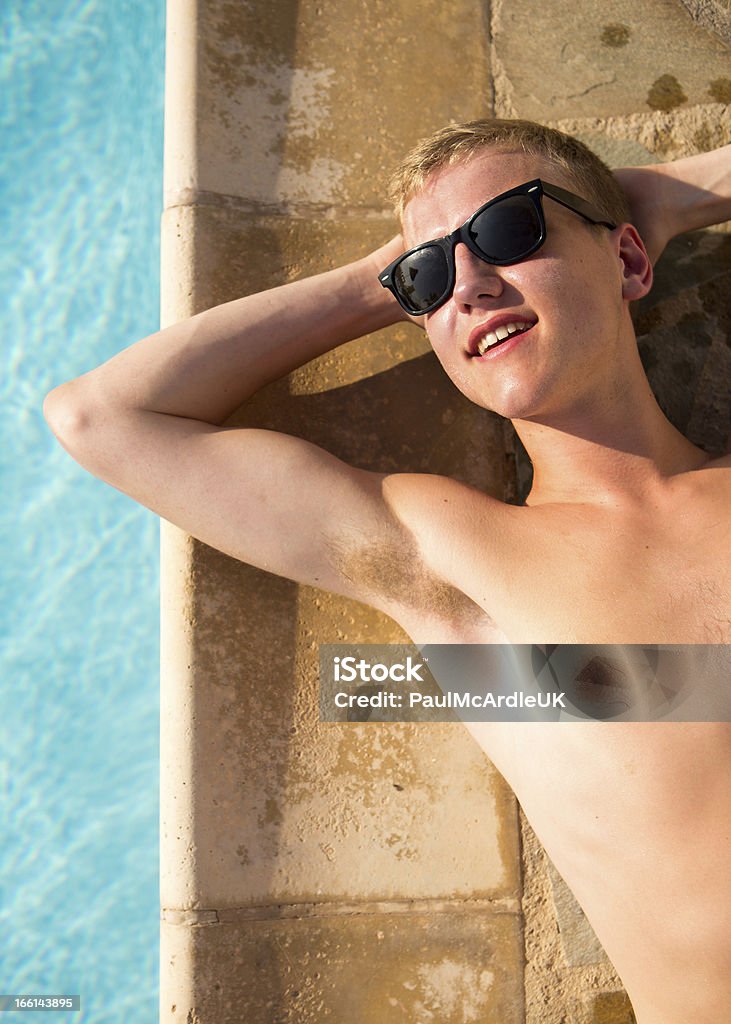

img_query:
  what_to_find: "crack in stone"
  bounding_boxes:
[565,74,618,100]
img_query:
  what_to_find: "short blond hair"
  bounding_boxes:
[388,119,630,226]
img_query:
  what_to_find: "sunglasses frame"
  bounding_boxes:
[379,178,617,316]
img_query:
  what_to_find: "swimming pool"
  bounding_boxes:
[2,1,164,1019]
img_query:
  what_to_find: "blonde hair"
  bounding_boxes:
[388,119,629,226]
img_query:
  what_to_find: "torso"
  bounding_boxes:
[472,716,731,1024]
[382,454,731,1024]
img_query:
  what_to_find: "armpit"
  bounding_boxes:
[327,520,490,626]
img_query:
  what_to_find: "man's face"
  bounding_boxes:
[401,150,630,422]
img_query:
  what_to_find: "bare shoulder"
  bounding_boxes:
[380,471,511,552]
[687,451,731,490]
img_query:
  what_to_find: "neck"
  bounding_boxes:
[514,367,707,508]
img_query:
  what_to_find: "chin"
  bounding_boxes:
[438,358,555,421]
[460,383,545,421]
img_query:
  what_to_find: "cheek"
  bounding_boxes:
[424,315,452,362]
[536,257,618,332]
[425,322,475,392]
[427,333,458,377]
[427,338,465,386]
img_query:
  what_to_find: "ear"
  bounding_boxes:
[614,223,653,301]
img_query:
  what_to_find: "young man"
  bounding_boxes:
[44,121,730,1023]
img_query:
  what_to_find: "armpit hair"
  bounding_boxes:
[327,517,489,625]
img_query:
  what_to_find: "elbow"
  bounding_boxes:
[43,382,137,484]
[43,382,97,454]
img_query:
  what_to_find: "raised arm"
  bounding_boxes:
[42,236,427,606]
[46,237,408,427]
[613,143,731,265]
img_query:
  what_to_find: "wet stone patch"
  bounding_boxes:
[600,23,631,47]
[647,73,688,111]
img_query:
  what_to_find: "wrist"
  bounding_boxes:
[349,247,411,330]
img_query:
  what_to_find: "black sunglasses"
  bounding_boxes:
[378,178,616,316]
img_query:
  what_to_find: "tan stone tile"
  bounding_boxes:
[161,909,524,1023]
[165,0,491,210]
[492,0,730,120]
[161,595,521,907]
[162,203,403,316]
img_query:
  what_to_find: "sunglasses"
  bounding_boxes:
[378,178,616,316]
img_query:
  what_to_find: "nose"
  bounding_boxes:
[451,242,504,308]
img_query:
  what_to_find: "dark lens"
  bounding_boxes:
[469,195,542,263]
[393,245,450,313]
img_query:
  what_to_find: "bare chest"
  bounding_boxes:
[465,502,730,644]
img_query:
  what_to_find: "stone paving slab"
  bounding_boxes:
[493,0,730,120]
[161,571,520,909]
[161,908,525,1023]
[165,0,491,211]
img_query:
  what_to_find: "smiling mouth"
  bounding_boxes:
[473,320,535,357]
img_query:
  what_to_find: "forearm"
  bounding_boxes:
[615,144,731,264]
[47,245,402,427]
[657,144,731,235]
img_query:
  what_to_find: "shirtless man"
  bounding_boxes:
[44,120,730,1023]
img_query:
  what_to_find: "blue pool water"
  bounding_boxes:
[2,2,165,1020]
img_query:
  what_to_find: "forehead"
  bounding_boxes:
[401,149,570,246]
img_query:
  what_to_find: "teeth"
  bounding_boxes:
[476,320,532,355]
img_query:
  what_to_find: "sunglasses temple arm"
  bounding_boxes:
[542,182,616,229]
